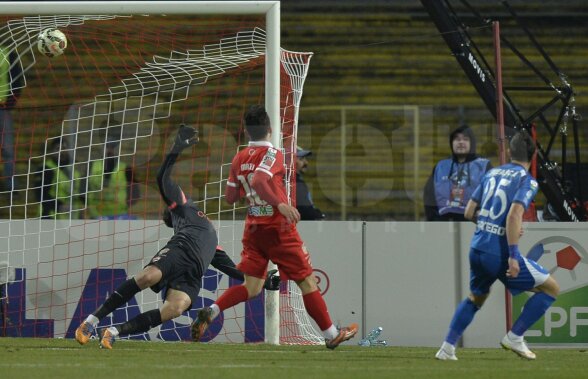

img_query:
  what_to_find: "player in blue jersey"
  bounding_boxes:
[435,130,560,361]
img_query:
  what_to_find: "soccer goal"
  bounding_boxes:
[0,1,322,345]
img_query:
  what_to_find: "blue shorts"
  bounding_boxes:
[469,247,549,296]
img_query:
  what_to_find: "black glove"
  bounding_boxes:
[263,269,280,291]
[172,124,198,152]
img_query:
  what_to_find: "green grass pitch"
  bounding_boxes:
[1,338,587,379]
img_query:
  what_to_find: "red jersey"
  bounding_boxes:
[226,141,288,225]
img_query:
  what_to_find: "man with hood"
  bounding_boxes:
[423,125,492,221]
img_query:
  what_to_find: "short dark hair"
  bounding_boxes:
[244,105,271,140]
[509,129,536,162]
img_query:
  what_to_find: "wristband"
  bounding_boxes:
[508,245,521,260]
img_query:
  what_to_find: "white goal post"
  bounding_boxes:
[0,1,319,345]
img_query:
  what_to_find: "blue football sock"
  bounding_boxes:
[511,292,556,337]
[445,298,480,345]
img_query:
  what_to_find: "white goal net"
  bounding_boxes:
[0,2,322,345]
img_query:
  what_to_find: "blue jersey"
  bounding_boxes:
[469,163,538,256]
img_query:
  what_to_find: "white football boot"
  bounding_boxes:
[500,334,536,360]
[435,342,458,361]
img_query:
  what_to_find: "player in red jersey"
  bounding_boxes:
[74,125,280,349]
[191,105,358,349]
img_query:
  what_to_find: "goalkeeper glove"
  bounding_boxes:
[172,124,199,152]
[263,269,281,291]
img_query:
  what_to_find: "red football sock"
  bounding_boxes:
[302,290,333,331]
[216,285,249,312]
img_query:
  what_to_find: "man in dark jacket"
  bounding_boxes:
[295,146,325,220]
[423,125,492,221]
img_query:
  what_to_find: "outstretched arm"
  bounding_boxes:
[157,125,198,206]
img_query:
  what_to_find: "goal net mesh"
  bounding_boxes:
[0,13,322,344]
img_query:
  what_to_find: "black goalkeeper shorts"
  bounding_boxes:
[146,244,203,308]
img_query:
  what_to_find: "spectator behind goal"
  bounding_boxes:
[37,137,83,219]
[423,124,492,221]
[295,145,325,220]
[86,123,140,219]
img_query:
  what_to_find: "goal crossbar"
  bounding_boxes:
[0,2,279,15]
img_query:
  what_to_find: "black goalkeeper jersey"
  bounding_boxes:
[168,199,218,272]
[157,149,217,273]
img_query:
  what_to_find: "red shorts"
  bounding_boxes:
[237,223,313,282]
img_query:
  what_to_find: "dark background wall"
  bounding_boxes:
[280,0,588,220]
[2,1,587,221]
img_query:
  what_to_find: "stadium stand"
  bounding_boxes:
[3,1,588,220]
